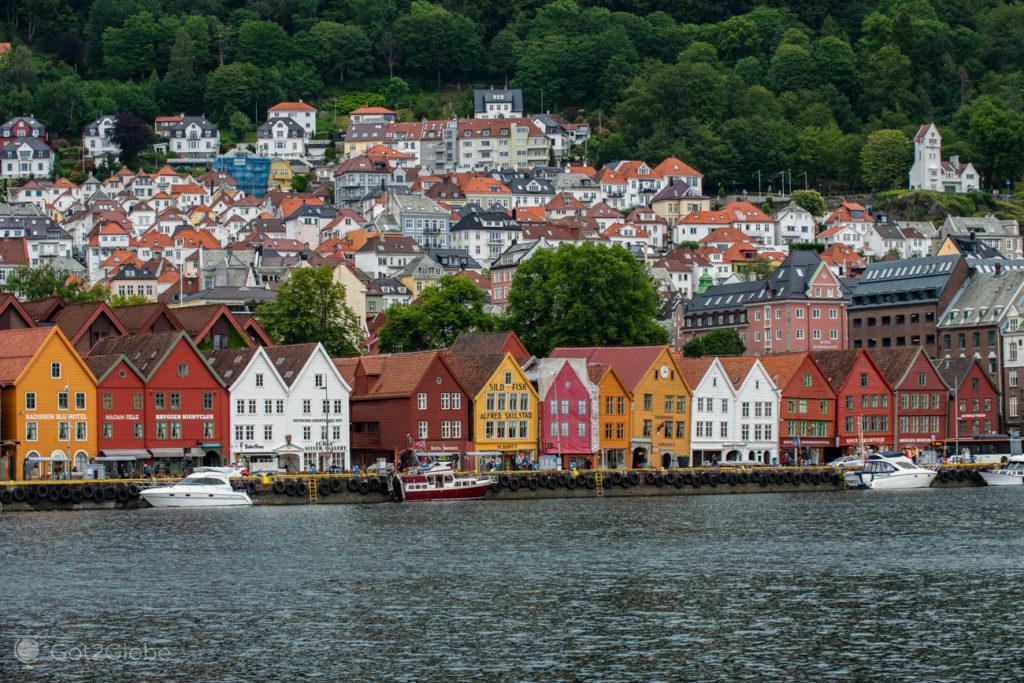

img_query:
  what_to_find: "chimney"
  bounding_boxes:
[995,262,1002,278]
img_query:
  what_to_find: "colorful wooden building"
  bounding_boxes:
[532,357,599,469]
[445,350,538,469]
[336,350,470,469]
[870,348,950,453]
[0,327,98,480]
[812,349,894,455]
[933,356,1000,443]
[551,346,691,468]
[88,331,230,474]
[587,363,632,468]
[759,353,837,464]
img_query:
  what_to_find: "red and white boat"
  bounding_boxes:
[389,463,494,502]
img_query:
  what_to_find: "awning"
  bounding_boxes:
[26,455,67,462]
[99,450,144,460]
[186,447,206,459]
[149,448,185,459]
[95,456,138,462]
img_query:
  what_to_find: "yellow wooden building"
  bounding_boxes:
[551,346,692,468]
[445,351,538,469]
[0,327,98,481]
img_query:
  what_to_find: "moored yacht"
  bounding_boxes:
[979,456,1024,486]
[140,469,252,507]
[844,452,937,490]
[390,463,494,502]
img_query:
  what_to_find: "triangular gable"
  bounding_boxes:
[91,354,147,384]
[0,294,36,328]
[17,326,98,386]
[189,305,253,348]
[231,346,288,393]
[892,348,951,392]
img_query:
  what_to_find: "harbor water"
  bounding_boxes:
[1,488,1022,681]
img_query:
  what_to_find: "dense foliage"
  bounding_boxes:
[6,1,1024,190]
[3,265,107,302]
[256,266,363,357]
[682,328,746,358]
[376,275,501,353]
[506,243,667,357]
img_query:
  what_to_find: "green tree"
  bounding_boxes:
[309,21,372,83]
[860,44,915,117]
[957,95,1024,187]
[767,43,816,93]
[234,20,292,66]
[108,293,150,307]
[682,328,745,358]
[393,0,484,86]
[227,110,252,140]
[290,173,309,192]
[101,11,160,80]
[204,62,264,125]
[790,189,825,216]
[861,129,912,191]
[4,265,107,302]
[506,243,668,357]
[255,266,363,357]
[377,275,500,353]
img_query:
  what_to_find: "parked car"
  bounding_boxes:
[827,455,865,469]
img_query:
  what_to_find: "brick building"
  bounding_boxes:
[681,250,849,353]
[848,255,968,354]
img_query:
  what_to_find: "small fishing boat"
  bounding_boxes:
[141,468,252,507]
[844,452,937,490]
[389,463,494,502]
[979,455,1024,486]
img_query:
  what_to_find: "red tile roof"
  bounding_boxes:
[0,328,55,384]
[549,346,673,392]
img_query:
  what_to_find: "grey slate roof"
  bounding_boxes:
[473,89,523,115]
[937,270,1024,329]
[651,180,699,202]
[850,255,960,310]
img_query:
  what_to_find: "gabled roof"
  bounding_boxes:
[205,347,257,385]
[170,304,252,347]
[350,350,464,400]
[263,343,318,387]
[717,356,760,389]
[653,156,702,177]
[443,351,511,397]
[674,356,715,391]
[449,331,529,363]
[549,346,677,392]
[269,101,316,112]
[0,328,57,385]
[49,301,127,344]
[90,330,224,385]
[85,353,146,384]
[0,293,36,328]
[111,302,183,335]
[868,348,946,390]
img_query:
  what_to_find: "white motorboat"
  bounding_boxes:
[140,469,252,507]
[979,456,1024,486]
[844,452,937,490]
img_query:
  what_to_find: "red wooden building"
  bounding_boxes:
[812,349,894,455]
[870,348,949,453]
[760,353,837,464]
[934,357,1000,441]
[87,331,230,474]
[335,350,472,468]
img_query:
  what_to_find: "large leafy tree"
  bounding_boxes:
[393,1,483,87]
[4,265,107,302]
[377,275,500,353]
[110,112,152,166]
[256,266,363,357]
[682,329,746,358]
[309,21,372,83]
[860,129,911,191]
[506,243,668,357]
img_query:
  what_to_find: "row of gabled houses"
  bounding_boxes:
[0,324,1001,483]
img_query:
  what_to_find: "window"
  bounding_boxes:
[578,400,587,416]
[203,393,214,410]
[248,399,256,414]
[676,396,686,412]
[155,393,166,410]
[156,421,168,439]
[264,399,273,414]
[720,422,728,438]
[76,421,87,440]
[796,309,804,319]
[504,371,513,385]
[643,419,652,437]
[50,362,61,378]
[133,393,143,411]
[25,392,36,410]
[303,426,311,440]
[1011,371,1018,388]
[315,374,325,387]
[264,425,273,440]
[255,373,263,387]
[417,393,427,410]
[860,372,869,387]
[303,399,311,414]
[177,363,189,377]
[57,391,68,410]
[170,393,181,409]
[577,423,586,437]
[103,422,113,439]
[203,422,214,439]
[452,393,461,410]
[73,392,86,411]
[665,395,674,412]
[441,393,450,410]
[643,394,652,411]
[418,421,428,439]
[25,421,37,440]
[845,396,853,409]
[322,399,330,415]
[134,423,144,439]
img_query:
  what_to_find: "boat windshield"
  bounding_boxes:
[865,461,895,474]
[179,477,227,486]
[1007,462,1024,471]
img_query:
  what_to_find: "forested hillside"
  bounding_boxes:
[3,0,1024,193]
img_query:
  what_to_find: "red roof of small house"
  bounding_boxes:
[652,156,703,178]
[269,101,316,112]
[349,106,395,115]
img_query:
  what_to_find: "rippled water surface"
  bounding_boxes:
[2,488,1023,682]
